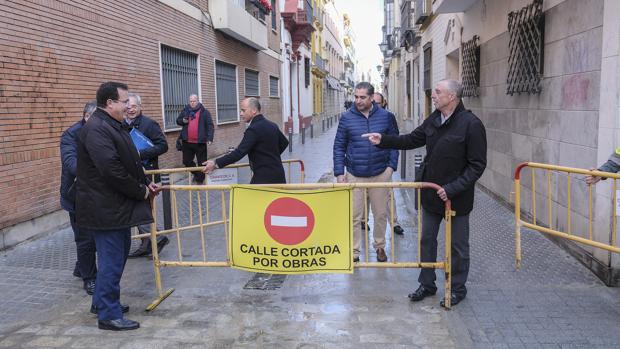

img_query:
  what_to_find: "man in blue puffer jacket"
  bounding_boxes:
[333,82,399,263]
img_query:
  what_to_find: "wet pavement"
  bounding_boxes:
[2,124,620,348]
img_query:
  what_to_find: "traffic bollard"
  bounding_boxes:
[288,127,293,153]
[310,122,313,138]
[161,173,172,230]
[301,123,305,144]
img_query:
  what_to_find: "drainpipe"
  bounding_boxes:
[297,50,302,134]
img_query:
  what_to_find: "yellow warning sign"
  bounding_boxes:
[229,186,353,274]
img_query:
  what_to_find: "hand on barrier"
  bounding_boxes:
[202,160,216,174]
[148,182,162,198]
[336,175,347,183]
[585,168,602,185]
[361,132,382,145]
[437,187,448,202]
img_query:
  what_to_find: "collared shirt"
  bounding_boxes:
[441,111,454,125]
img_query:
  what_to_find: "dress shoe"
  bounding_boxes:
[353,256,360,263]
[98,318,139,331]
[440,293,466,308]
[128,243,151,258]
[91,304,129,315]
[83,279,96,295]
[376,248,387,262]
[408,285,436,302]
[393,225,404,235]
[156,236,170,254]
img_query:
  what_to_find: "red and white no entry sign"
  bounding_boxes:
[263,197,315,245]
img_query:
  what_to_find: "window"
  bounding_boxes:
[304,57,310,87]
[271,0,277,30]
[269,76,279,97]
[215,60,239,123]
[245,69,260,96]
[423,44,432,91]
[160,44,199,130]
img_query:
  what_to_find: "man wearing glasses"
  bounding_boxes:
[76,82,160,330]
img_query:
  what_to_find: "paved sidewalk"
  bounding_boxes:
[2,125,620,348]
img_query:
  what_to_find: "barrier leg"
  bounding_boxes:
[146,201,175,311]
[443,209,453,310]
[515,179,522,270]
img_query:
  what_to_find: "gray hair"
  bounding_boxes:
[439,79,463,98]
[83,100,97,118]
[245,97,261,112]
[128,92,142,106]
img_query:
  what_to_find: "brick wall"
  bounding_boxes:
[0,0,282,229]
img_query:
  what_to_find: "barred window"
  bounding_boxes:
[271,0,277,30]
[506,0,544,95]
[245,69,260,96]
[160,45,199,130]
[304,57,310,88]
[269,76,279,97]
[216,60,239,123]
[461,35,480,97]
[423,45,432,91]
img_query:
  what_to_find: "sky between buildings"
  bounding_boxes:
[333,0,384,84]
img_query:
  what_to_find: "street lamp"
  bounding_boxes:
[378,42,388,53]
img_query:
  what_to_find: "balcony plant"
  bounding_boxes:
[251,0,272,15]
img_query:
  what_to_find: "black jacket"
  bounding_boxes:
[125,113,168,172]
[75,108,153,230]
[176,103,214,144]
[379,101,487,215]
[59,120,84,213]
[215,115,289,184]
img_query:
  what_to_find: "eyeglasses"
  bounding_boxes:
[109,99,130,105]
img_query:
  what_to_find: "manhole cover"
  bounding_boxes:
[243,273,286,290]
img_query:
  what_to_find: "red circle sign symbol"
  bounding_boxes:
[264,197,315,245]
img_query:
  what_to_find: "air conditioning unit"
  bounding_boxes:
[414,0,432,25]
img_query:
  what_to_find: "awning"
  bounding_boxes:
[326,76,342,91]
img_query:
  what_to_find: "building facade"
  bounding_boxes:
[0,0,284,248]
[383,0,620,284]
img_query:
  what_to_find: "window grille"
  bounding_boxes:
[245,69,260,96]
[160,45,199,130]
[506,0,544,95]
[271,0,277,29]
[461,35,480,97]
[269,76,279,97]
[215,61,239,123]
[423,45,432,91]
[304,57,310,87]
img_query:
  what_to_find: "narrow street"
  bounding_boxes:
[2,126,620,348]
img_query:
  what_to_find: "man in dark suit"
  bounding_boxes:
[76,82,160,330]
[60,101,97,295]
[202,97,288,184]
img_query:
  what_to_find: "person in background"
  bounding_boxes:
[203,97,288,184]
[177,94,214,184]
[60,101,98,296]
[124,93,169,258]
[373,92,405,236]
[585,149,620,185]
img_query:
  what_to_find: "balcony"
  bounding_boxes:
[313,6,324,30]
[282,0,315,52]
[314,55,325,71]
[414,0,432,25]
[434,0,477,13]
[209,0,268,51]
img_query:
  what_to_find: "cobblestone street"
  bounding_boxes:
[2,126,620,348]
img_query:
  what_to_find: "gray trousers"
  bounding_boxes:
[418,208,470,296]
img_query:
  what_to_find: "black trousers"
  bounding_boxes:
[181,141,208,183]
[418,208,470,296]
[69,212,97,281]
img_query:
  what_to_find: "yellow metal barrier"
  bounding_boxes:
[139,170,454,310]
[514,162,620,269]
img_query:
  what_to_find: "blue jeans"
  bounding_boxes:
[89,227,131,320]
